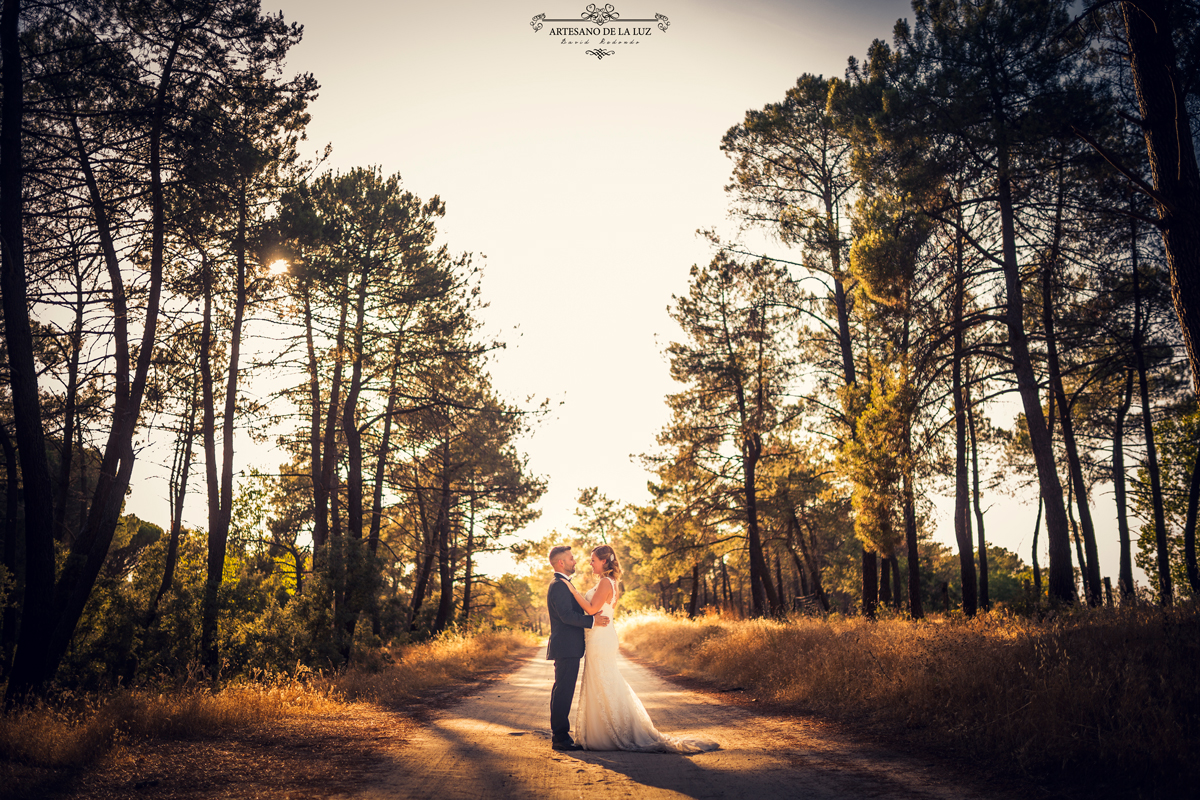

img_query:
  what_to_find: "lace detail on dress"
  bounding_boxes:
[574,578,719,753]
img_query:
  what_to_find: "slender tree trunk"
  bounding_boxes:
[461,494,475,628]
[687,564,700,618]
[996,161,1073,604]
[144,371,198,630]
[337,262,371,658]
[407,463,436,631]
[54,260,85,545]
[891,558,901,610]
[967,382,989,611]
[741,435,778,615]
[433,438,456,634]
[862,548,878,619]
[1132,248,1172,605]
[903,468,922,619]
[773,548,785,609]
[1113,369,1136,599]
[879,555,892,607]
[302,282,326,553]
[720,556,732,613]
[952,239,977,616]
[1181,445,1200,596]
[1042,189,1101,604]
[201,195,250,671]
[1032,493,1043,599]
[0,421,20,677]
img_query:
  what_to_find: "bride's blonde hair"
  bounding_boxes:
[592,545,622,580]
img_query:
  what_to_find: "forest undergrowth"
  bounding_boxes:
[620,606,1199,794]
[0,629,535,775]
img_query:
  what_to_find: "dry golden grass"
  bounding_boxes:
[0,628,536,773]
[330,628,537,705]
[620,606,1200,786]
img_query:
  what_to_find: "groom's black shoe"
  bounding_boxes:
[551,740,584,752]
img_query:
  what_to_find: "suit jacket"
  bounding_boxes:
[546,575,594,660]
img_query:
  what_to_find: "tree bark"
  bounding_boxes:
[687,564,700,618]
[1042,191,1101,605]
[0,420,20,677]
[952,235,977,616]
[861,547,878,619]
[1113,369,1136,599]
[1132,245,1172,606]
[967,383,989,611]
[996,162,1074,605]
[741,433,778,615]
[201,192,250,670]
[2,0,58,704]
[903,468,922,619]
[1119,0,1200,398]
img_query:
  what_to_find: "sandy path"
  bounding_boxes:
[354,646,1016,800]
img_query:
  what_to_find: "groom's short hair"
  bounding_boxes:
[548,545,572,567]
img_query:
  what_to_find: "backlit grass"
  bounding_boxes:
[620,606,1200,788]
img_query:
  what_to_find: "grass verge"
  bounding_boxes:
[0,628,537,777]
[619,606,1199,795]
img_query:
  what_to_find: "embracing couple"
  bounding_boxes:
[545,543,719,754]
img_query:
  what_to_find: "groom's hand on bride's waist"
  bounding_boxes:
[594,614,610,627]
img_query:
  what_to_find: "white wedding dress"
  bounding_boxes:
[574,578,719,753]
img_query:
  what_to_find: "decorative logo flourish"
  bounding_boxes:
[581,4,619,24]
[655,12,669,31]
[585,48,616,59]
[530,13,546,32]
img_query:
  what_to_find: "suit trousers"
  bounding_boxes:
[550,656,580,741]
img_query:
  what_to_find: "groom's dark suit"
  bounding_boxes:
[547,573,594,745]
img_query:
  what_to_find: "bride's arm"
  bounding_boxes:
[563,576,612,615]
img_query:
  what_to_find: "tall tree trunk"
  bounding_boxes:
[407,463,436,631]
[967,381,989,611]
[461,494,475,628]
[53,258,85,545]
[0,421,20,677]
[201,191,250,671]
[337,262,371,658]
[720,556,732,613]
[741,434,778,615]
[1042,185,1101,604]
[878,555,892,607]
[861,547,878,619]
[2,0,57,704]
[433,438,456,634]
[903,467,922,619]
[1032,493,1043,599]
[687,564,700,618]
[144,370,198,630]
[773,548,785,608]
[1181,445,1200,596]
[1118,0,1200,399]
[952,237,977,616]
[996,160,1073,604]
[1113,369,1136,599]
[1132,245,1172,605]
[302,281,326,553]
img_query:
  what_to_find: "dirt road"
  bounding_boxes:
[355,646,1016,800]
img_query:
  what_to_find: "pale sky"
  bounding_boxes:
[125,0,1144,587]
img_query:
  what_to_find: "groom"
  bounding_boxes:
[546,545,609,751]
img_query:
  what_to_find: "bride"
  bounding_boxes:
[562,545,719,753]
